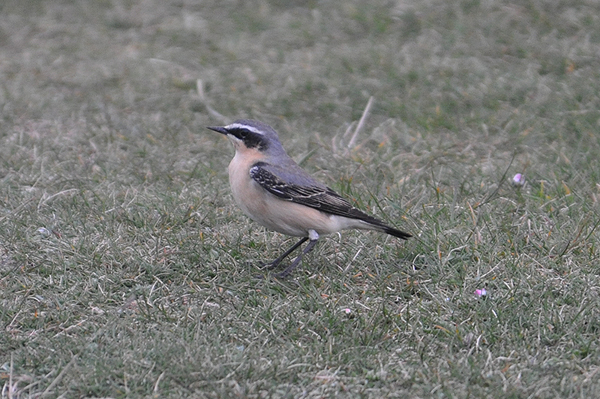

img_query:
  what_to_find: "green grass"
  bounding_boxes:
[1,0,600,397]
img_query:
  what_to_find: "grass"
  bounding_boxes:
[1,0,600,397]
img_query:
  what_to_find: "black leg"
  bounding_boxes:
[275,239,318,279]
[266,237,308,270]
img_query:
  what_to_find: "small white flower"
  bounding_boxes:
[37,227,51,237]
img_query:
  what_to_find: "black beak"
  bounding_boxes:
[207,126,228,135]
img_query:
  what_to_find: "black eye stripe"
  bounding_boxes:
[229,128,269,150]
[229,127,253,138]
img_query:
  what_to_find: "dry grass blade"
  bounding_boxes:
[41,355,77,398]
[347,96,374,149]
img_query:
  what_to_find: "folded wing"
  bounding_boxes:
[249,161,411,239]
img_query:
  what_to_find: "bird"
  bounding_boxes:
[207,119,411,277]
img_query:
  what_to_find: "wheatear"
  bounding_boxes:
[207,119,411,277]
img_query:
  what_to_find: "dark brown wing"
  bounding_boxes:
[249,162,411,240]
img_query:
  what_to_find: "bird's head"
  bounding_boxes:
[207,119,283,154]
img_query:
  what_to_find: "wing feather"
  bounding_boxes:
[250,162,379,222]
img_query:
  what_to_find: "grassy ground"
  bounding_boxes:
[1,0,600,397]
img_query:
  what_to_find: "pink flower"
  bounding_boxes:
[512,173,525,187]
[475,288,487,297]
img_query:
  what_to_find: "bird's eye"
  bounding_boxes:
[231,128,249,139]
